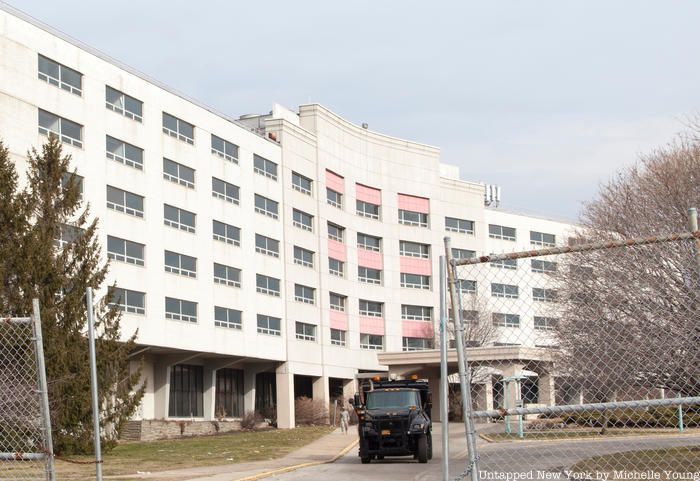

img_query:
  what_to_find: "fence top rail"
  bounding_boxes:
[470,396,700,419]
[1,315,32,325]
[450,230,700,266]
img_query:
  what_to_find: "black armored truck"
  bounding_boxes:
[350,375,433,464]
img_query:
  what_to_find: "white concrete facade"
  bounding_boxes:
[0,5,575,429]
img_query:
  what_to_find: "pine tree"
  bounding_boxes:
[0,140,31,310]
[0,135,144,454]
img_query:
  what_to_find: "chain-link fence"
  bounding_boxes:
[0,302,54,481]
[446,231,700,480]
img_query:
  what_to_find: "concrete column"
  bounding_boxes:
[203,365,216,421]
[484,376,494,412]
[501,364,523,411]
[501,364,524,431]
[428,374,443,422]
[243,365,262,415]
[474,378,494,414]
[474,384,484,411]
[130,358,154,420]
[312,375,330,423]
[342,378,356,405]
[538,373,556,406]
[153,363,169,419]
[473,377,496,423]
[276,362,296,429]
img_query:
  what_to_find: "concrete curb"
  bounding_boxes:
[234,438,359,481]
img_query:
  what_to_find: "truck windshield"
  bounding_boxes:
[366,390,420,410]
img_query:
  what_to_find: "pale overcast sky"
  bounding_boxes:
[7,0,700,220]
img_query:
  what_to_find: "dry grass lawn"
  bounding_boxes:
[570,446,700,478]
[49,426,333,480]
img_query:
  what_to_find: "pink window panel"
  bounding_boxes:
[330,310,348,330]
[326,170,344,193]
[400,257,432,275]
[357,249,383,269]
[327,239,347,262]
[356,183,382,205]
[359,316,385,336]
[397,193,430,214]
[402,320,434,339]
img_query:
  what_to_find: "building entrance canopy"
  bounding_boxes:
[377,346,557,422]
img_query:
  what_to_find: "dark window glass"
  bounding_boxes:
[215,368,244,418]
[168,364,204,417]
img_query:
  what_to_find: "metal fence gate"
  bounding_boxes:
[0,300,54,481]
[446,228,700,480]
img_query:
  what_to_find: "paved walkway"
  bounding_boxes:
[107,428,358,481]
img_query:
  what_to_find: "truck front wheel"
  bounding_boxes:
[361,456,371,464]
[417,435,428,463]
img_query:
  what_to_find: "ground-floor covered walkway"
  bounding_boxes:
[130,345,357,436]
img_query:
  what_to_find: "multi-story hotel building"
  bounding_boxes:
[0,4,574,431]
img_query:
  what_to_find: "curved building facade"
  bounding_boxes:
[0,4,574,431]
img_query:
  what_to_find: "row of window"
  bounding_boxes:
[296,217,551,248]
[490,284,558,301]
[111,289,272,332]
[110,243,556,310]
[109,223,437,293]
[298,173,429,226]
[110,288,426,349]
[109,228,276,263]
[329,296,433,321]
[297,219,475,264]
[39,54,248,164]
[327,183,549,242]
[301,328,427,352]
[113,279,436,324]
[452,278,558,301]
[113,231,498,280]
[115,292,555,339]
[107,130,255,180]
[326,183,478,231]
[492,313,559,330]
[488,257,558,274]
[108,218,435,290]
[299,260,432,289]
[450,308,559,331]
[489,224,557,246]
[105,183,279,227]
[41,98,250,172]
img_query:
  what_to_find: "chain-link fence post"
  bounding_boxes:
[86,287,103,481]
[445,237,480,481]
[1,299,54,481]
[32,299,55,481]
[687,207,700,276]
[439,255,450,481]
